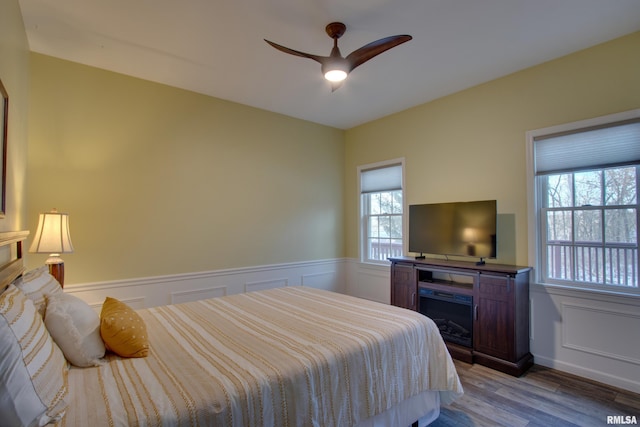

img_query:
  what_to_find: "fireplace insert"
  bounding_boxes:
[418,287,473,347]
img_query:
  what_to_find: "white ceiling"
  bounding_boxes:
[18,0,640,130]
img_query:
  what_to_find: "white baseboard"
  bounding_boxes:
[533,354,640,393]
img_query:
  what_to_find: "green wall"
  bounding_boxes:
[26,29,640,283]
[0,0,30,233]
[344,32,640,266]
[27,54,345,283]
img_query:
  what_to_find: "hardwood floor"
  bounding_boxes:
[430,360,640,427]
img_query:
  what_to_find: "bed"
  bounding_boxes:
[0,231,463,427]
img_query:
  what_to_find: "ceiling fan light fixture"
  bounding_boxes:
[324,69,348,82]
[322,58,349,82]
[265,22,412,90]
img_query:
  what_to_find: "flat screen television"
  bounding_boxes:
[409,200,497,262]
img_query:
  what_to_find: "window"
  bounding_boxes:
[359,160,404,263]
[528,111,640,293]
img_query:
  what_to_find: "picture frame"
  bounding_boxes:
[0,79,7,218]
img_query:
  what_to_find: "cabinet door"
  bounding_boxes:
[474,274,515,360]
[391,263,416,310]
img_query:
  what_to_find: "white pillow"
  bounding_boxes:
[0,284,68,426]
[14,266,63,316]
[45,293,106,367]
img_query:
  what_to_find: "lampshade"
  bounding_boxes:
[29,209,74,261]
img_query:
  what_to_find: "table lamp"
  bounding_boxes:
[29,208,74,287]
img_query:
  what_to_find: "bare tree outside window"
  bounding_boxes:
[364,190,403,262]
[543,166,638,288]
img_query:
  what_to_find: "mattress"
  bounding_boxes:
[57,286,463,426]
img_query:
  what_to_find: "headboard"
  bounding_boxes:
[0,230,30,291]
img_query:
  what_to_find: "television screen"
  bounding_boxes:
[409,200,497,259]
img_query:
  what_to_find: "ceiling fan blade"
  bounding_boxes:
[264,39,326,64]
[345,35,412,71]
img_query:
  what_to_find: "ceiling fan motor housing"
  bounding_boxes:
[325,22,347,39]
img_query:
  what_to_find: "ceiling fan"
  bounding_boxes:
[265,22,412,91]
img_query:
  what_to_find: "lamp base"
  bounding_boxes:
[46,262,65,288]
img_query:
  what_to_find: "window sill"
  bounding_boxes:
[355,260,392,272]
[531,281,640,304]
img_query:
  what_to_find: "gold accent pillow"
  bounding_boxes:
[100,297,149,358]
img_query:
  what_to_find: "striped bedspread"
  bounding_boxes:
[58,286,463,426]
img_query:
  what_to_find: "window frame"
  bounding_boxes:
[358,159,405,265]
[526,109,640,295]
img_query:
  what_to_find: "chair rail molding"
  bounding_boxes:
[65,258,347,310]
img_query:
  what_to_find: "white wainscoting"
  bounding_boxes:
[64,259,347,312]
[344,259,391,304]
[561,302,640,365]
[530,283,640,393]
[345,258,640,393]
